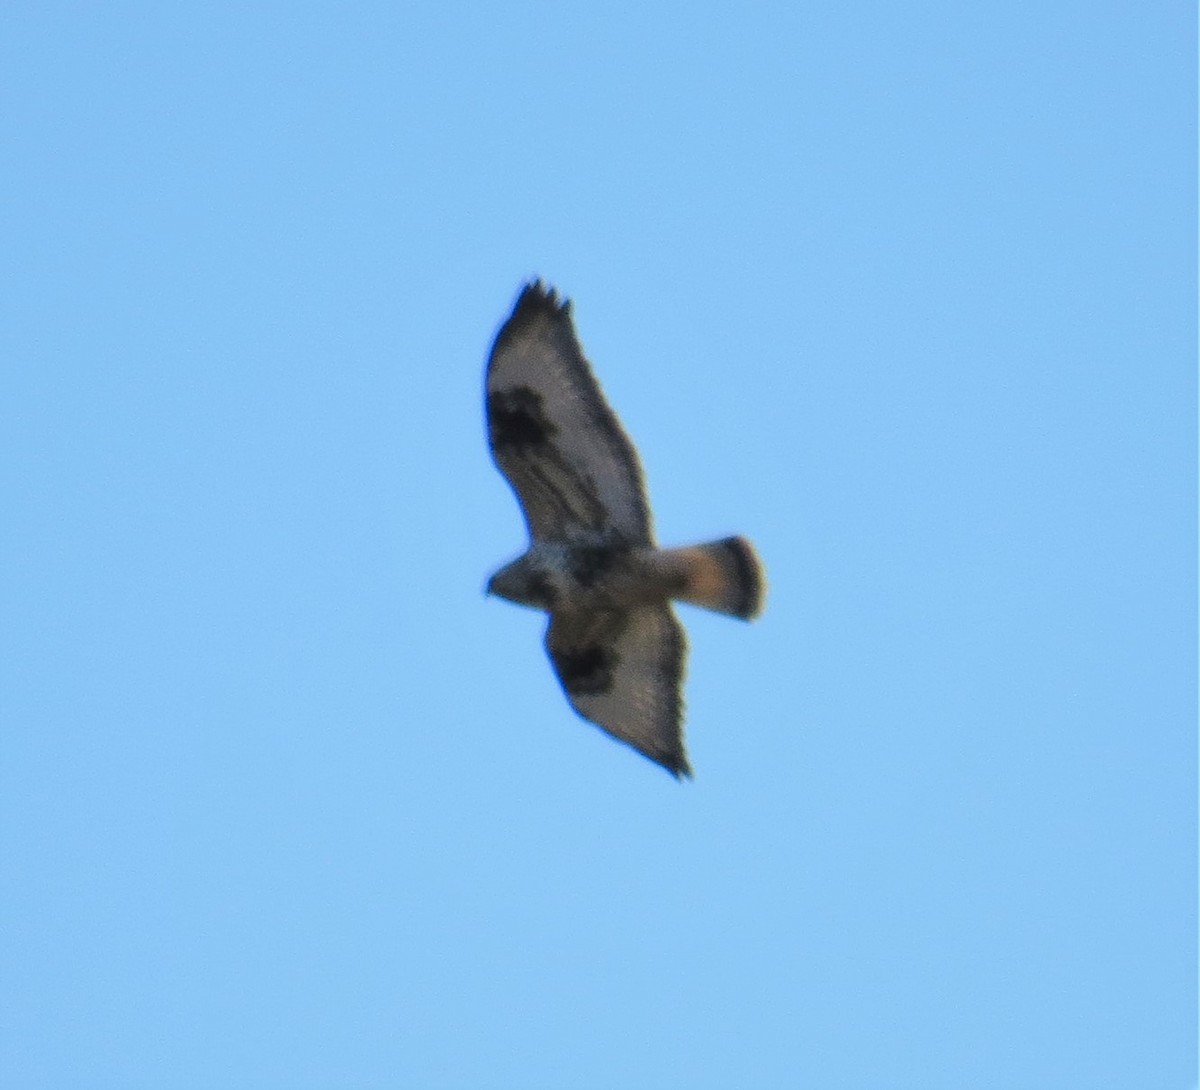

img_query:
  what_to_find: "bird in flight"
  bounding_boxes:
[485,281,764,778]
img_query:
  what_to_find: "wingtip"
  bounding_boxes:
[661,751,693,780]
[490,279,574,362]
[513,278,571,319]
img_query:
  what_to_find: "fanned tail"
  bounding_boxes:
[663,536,764,620]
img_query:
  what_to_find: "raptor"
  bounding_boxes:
[485,281,764,777]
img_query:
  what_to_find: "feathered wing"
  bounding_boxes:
[486,282,652,544]
[545,605,690,778]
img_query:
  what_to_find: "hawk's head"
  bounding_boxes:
[486,553,558,612]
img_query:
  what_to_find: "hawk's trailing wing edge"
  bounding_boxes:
[545,605,691,778]
[485,281,653,544]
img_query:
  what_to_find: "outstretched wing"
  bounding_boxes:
[486,282,652,544]
[545,605,690,778]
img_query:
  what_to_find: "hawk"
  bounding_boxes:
[485,281,764,778]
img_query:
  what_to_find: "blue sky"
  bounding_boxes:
[2,4,1195,1087]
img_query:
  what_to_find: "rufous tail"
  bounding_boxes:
[664,536,765,620]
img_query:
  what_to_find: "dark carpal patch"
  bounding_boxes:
[554,644,617,695]
[488,386,556,450]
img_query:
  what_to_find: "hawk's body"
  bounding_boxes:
[485,282,763,777]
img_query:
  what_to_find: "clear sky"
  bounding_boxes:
[2,4,1195,1088]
